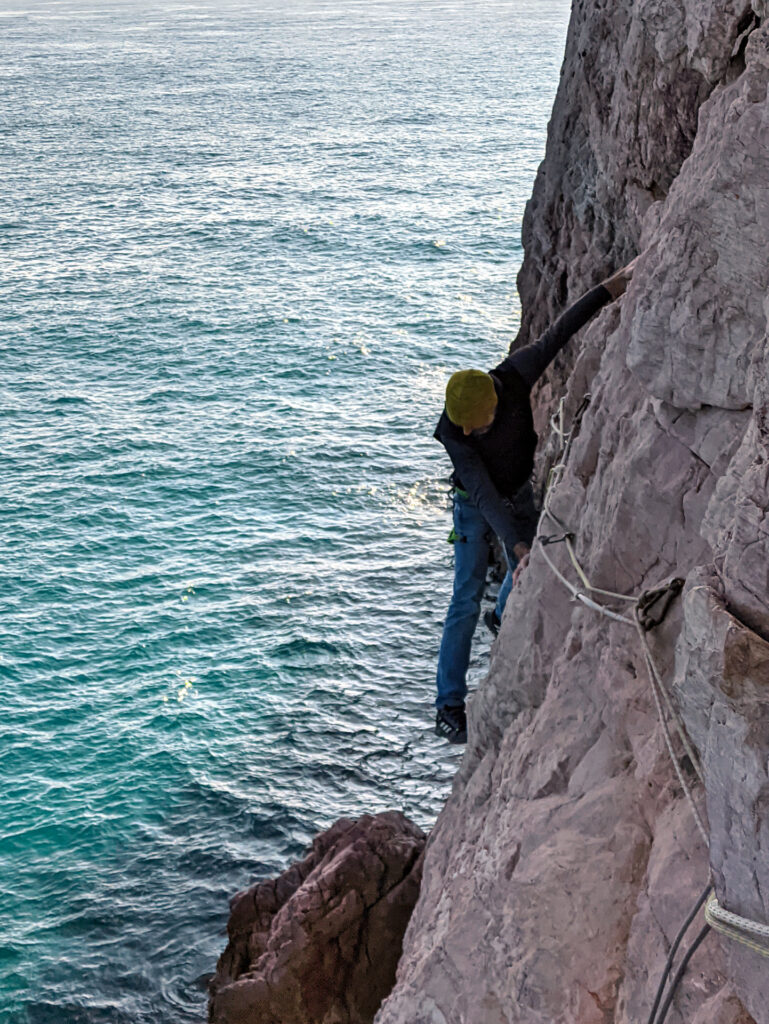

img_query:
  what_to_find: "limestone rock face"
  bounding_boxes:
[515,0,759,433]
[376,5,769,1024]
[210,811,425,1024]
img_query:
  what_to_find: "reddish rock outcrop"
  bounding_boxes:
[209,811,425,1024]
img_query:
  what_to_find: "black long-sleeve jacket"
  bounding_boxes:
[434,284,611,552]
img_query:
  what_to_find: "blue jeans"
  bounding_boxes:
[435,493,514,708]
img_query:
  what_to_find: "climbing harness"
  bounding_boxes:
[534,391,769,1018]
[447,487,472,544]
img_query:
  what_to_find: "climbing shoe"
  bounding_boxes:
[435,704,467,744]
[484,608,500,637]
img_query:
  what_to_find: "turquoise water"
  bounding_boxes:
[1,1,569,1020]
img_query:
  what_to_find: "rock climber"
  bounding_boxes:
[433,258,638,744]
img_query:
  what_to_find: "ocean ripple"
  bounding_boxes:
[1,0,569,1021]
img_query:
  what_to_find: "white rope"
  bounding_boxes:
[549,397,567,442]
[540,403,637,606]
[705,899,769,957]
[706,898,769,939]
[635,623,703,782]
[538,543,635,625]
[634,620,709,846]
[539,467,708,839]
[565,534,637,602]
[533,391,769,958]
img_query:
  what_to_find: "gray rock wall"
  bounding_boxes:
[515,0,757,433]
[376,3,769,1022]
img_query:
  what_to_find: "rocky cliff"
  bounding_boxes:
[375,1,769,1022]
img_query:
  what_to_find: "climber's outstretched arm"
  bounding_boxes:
[495,257,639,389]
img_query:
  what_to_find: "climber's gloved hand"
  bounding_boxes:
[602,254,640,300]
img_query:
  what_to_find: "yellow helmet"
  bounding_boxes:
[445,370,497,429]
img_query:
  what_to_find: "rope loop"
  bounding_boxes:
[535,388,769,960]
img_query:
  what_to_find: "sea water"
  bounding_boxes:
[1,2,570,1020]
